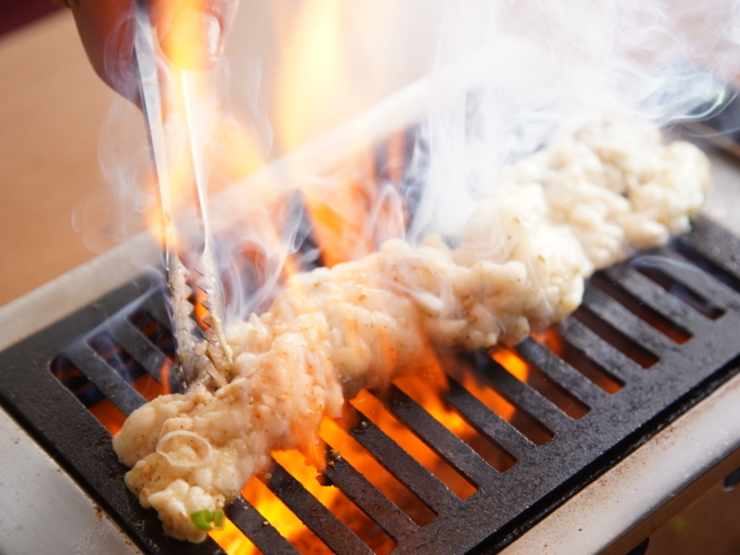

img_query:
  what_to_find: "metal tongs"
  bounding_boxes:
[133,0,232,386]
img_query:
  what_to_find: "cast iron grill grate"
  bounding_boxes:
[2,216,740,555]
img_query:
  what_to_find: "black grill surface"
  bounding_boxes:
[2,216,740,555]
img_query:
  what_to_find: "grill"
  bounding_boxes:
[2,213,740,555]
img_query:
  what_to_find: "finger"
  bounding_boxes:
[150,0,240,69]
[67,0,241,99]
[68,0,139,100]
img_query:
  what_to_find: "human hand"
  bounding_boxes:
[52,0,239,99]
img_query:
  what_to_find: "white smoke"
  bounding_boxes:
[407,0,740,242]
[90,0,740,319]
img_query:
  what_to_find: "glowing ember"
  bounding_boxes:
[91,400,127,436]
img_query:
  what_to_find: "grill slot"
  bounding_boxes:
[319,417,438,528]
[679,214,740,290]
[443,378,538,460]
[393,374,518,473]
[635,249,731,319]
[225,497,301,555]
[536,332,625,394]
[385,385,495,485]
[353,388,479,500]
[516,339,606,408]
[600,264,707,335]
[557,318,640,382]
[465,352,572,434]
[589,271,693,344]
[51,354,107,409]
[87,331,165,402]
[322,448,420,542]
[349,407,462,513]
[240,478,332,553]
[266,462,377,555]
[579,288,668,365]
[2,217,740,554]
[636,264,726,320]
[108,318,171,380]
[493,348,591,420]
[676,244,740,296]
[64,342,146,416]
[571,304,660,368]
[447,367,555,447]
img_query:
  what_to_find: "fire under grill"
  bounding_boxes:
[2,214,740,555]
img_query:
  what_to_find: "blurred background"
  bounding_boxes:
[0,0,59,36]
[0,2,111,307]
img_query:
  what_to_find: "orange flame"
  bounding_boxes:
[535,329,623,394]
[302,155,376,267]
[206,342,541,554]
[272,0,345,153]
[491,349,529,382]
[142,0,267,249]
[90,400,126,436]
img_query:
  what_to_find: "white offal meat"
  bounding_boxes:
[502,117,709,268]
[112,116,709,542]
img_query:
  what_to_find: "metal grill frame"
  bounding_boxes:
[2,216,740,555]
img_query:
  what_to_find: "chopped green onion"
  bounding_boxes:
[213,509,225,528]
[190,508,225,531]
[191,509,213,531]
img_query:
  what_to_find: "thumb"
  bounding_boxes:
[151,0,240,70]
[65,0,240,99]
